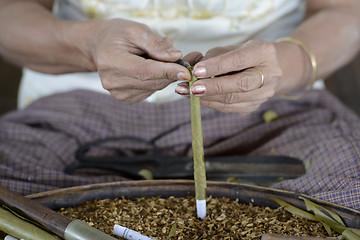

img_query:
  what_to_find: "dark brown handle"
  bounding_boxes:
[0,185,72,238]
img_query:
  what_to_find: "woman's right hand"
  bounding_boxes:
[82,19,191,103]
[0,2,190,103]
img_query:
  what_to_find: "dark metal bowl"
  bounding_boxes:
[28,180,360,229]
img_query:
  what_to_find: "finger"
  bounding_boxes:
[175,82,190,96]
[126,92,154,103]
[202,45,238,60]
[183,51,203,66]
[110,89,154,103]
[190,68,267,96]
[199,90,270,105]
[111,54,191,81]
[102,74,175,92]
[177,82,271,105]
[193,40,272,78]
[200,98,264,114]
[134,27,182,62]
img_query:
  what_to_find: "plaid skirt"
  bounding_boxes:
[0,89,359,209]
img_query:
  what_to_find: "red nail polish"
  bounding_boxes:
[193,67,206,77]
[175,86,190,95]
[178,72,190,81]
[191,85,206,95]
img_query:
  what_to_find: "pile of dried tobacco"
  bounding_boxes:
[58,196,335,240]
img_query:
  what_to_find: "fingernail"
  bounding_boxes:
[191,85,206,95]
[193,66,206,77]
[178,72,190,81]
[175,85,190,95]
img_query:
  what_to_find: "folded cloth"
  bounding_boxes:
[0,89,359,209]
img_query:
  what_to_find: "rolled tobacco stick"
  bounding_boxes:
[113,224,155,240]
[0,185,117,240]
[5,235,24,240]
[0,207,60,240]
[189,66,207,219]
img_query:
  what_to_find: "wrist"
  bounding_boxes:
[56,19,100,72]
[274,40,314,96]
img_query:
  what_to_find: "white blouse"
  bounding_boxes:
[18,0,305,108]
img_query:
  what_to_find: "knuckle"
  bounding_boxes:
[147,36,171,52]
[152,80,168,91]
[266,89,276,98]
[129,22,149,37]
[209,58,223,76]
[152,38,169,50]
[112,91,126,101]
[237,76,251,92]
[138,22,151,32]
[259,41,278,62]
[231,52,246,69]
[240,110,254,116]
[220,104,233,113]
[115,93,128,101]
[273,67,283,80]
[222,93,237,104]
[239,105,259,116]
[246,39,276,58]
[100,76,113,90]
[243,39,263,50]
[206,46,224,56]
[200,100,211,109]
[95,54,111,72]
[101,75,132,91]
[214,81,223,94]
[198,60,220,77]
[113,91,136,102]
[263,41,276,55]
[135,64,152,81]
[164,67,177,81]
[248,39,268,48]
[249,104,260,112]
[124,98,138,104]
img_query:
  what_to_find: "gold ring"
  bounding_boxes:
[254,67,264,89]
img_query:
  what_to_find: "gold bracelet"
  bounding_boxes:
[275,37,318,100]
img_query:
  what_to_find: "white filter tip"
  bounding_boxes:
[196,199,207,219]
[5,236,23,240]
[114,224,155,240]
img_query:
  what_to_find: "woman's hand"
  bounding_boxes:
[0,2,192,103]
[175,40,283,115]
[87,19,191,103]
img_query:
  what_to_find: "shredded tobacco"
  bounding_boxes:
[58,196,336,240]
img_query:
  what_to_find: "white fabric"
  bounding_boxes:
[18,0,305,108]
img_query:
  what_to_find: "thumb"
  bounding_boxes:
[138,32,182,62]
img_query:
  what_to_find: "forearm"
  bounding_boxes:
[275,1,360,94]
[0,1,96,74]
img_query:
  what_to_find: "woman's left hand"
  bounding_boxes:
[176,40,283,115]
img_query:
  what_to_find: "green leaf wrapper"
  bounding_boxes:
[189,67,207,200]
[272,196,360,239]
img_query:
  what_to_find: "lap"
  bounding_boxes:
[1,89,359,209]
